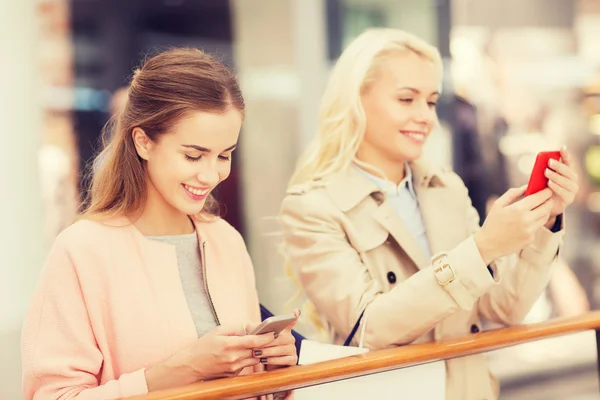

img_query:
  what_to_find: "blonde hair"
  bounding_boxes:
[288,28,442,189]
[79,48,244,222]
[285,29,442,336]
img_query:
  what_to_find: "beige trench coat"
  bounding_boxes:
[280,161,563,400]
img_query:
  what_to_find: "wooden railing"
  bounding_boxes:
[123,311,600,400]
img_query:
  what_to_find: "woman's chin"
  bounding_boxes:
[394,137,425,161]
[391,148,423,163]
[176,199,208,217]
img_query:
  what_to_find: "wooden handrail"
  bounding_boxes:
[123,311,600,400]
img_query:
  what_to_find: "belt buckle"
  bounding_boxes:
[431,253,456,286]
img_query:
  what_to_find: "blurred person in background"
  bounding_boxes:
[482,100,591,322]
[558,74,600,309]
[22,48,297,400]
[280,28,578,400]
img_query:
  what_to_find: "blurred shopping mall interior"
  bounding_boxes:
[3,0,600,398]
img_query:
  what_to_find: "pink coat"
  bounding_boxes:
[22,217,266,399]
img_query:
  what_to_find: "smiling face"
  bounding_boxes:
[357,51,441,173]
[133,108,242,219]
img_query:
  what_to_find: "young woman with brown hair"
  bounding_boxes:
[22,48,297,400]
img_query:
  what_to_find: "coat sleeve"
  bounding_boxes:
[470,195,564,325]
[21,236,148,400]
[280,190,498,350]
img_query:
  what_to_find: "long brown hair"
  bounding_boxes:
[80,48,245,222]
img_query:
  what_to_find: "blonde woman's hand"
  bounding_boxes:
[475,187,553,265]
[543,146,579,228]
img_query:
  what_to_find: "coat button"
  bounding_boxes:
[372,192,385,204]
[387,272,397,284]
[470,324,480,334]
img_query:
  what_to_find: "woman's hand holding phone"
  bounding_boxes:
[246,309,300,368]
[475,146,579,265]
[246,310,300,400]
[475,187,554,265]
[145,325,276,390]
[542,146,579,227]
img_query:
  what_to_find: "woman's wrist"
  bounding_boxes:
[473,232,496,266]
[544,215,557,231]
[145,353,199,392]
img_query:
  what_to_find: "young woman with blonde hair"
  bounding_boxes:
[22,48,297,400]
[280,29,578,400]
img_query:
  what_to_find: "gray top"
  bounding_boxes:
[147,232,217,337]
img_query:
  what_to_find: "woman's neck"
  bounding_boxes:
[355,149,406,184]
[132,183,195,237]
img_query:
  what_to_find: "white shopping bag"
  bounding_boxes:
[294,311,446,400]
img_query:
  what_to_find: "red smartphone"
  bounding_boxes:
[524,151,561,197]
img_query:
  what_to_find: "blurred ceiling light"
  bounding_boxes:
[517,154,536,176]
[450,36,479,62]
[239,67,299,101]
[450,36,482,86]
[589,114,600,135]
[498,133,546,157]
[585,146,600,181]
[586,192,600,213]
[503,56,596,88]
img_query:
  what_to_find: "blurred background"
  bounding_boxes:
[3,0,600,398]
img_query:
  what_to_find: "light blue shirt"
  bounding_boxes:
[354,163,432,260]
